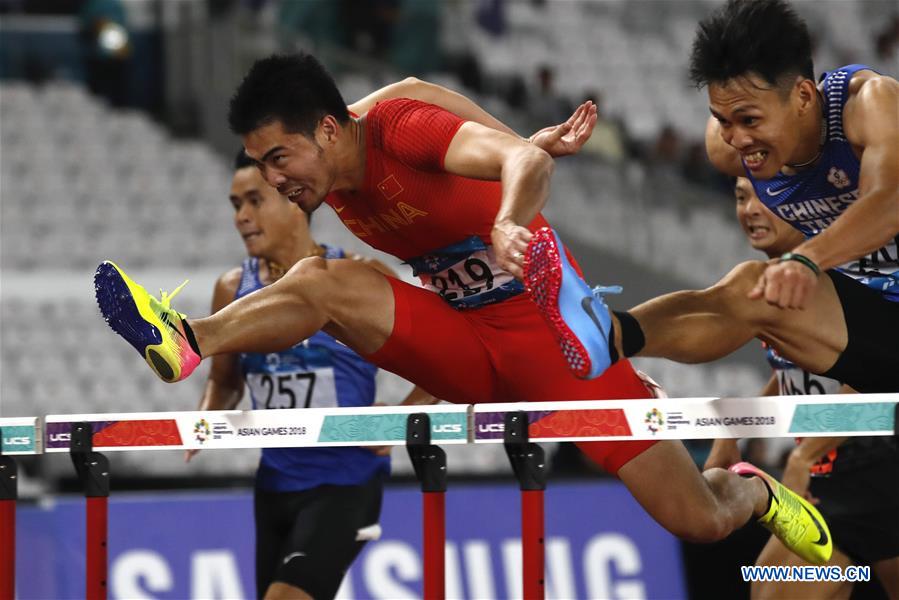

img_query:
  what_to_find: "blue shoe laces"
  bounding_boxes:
[591,285,623,300]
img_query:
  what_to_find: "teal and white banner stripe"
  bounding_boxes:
[7,394,891,453]
[0,417,42,454]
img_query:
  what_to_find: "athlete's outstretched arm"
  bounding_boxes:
[349,77,518,135]
[793,75,899,270]
[349,77,597,158]
[750,74,899,309]
[442,121,555,278]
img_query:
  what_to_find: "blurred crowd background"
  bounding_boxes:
[1,0,897,505]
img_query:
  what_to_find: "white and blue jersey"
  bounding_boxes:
[236,247,390,492]
[764,344,842,397]
[745,64,899,301]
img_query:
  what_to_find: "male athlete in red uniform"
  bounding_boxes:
[95,53,830,567]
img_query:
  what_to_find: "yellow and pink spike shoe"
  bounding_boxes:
[94,261,201,383]
[730,461,833,565]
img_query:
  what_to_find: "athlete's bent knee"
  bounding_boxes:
[704,260,768,321]
[283,256,332,291]
[277,256,340,311]
[285,255,329,279]
[718,260,767,295]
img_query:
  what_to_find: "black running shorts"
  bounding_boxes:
[254,476,384,599]
[823,270,899,393]
[811,456,899,564]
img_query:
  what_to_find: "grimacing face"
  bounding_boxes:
[734,176,804,257]
[709,74,810,180]
[242,119,336,215]
[229,166,310,258]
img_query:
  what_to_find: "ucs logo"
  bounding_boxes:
[432,423,463,434]
[3,437,31,446]
[478,423,505,433]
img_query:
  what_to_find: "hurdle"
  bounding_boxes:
[406,413,449,600]
[503,411,547,600]
[6,394,898,599]
[0,417,42,600]
[69,422,110,600]
[0,432,18,600]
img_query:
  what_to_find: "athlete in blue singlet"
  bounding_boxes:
[705,178,899,598]
[187,151,433,600]
[741,63,899,302]
[525,0,899,397]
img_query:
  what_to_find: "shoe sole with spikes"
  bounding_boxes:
[94,261,199,383]
[523,227,613,379]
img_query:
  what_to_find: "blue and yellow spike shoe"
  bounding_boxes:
[523,227,620,379]
[94,261,201,383]
[731,462,832,565]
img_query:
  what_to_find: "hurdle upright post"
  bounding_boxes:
[69,422,110,600]
[504,411,547,600]
[406,413,447,600]
[0,429,18,600]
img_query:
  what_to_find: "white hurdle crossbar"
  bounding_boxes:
[473,393,899,443]
[1,393,896,454]
[2,395,898,600]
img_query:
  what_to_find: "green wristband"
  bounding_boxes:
[779,252,821,276]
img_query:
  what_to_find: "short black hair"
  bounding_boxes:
[233,149,255,171]
[689,0,814,91]
[228,53,349,136]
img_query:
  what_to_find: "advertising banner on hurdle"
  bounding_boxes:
[0,417,42,454]
[43,405,469,452]
[16,482,685,599]
[473,395,898,443]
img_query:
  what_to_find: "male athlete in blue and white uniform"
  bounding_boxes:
[187,151,432,600]
[706,177,899,598]
[526,0,899,397]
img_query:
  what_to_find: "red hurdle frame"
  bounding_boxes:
[70,422,110,600]
[504,411,547,600]
[0,443,17,600]
[406,413,448,600]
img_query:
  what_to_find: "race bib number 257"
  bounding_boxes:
[246,367,337,409]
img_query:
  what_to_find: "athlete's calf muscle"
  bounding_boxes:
[191,257,395,357]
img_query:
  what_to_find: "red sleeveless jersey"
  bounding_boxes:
[325,98,550,261]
